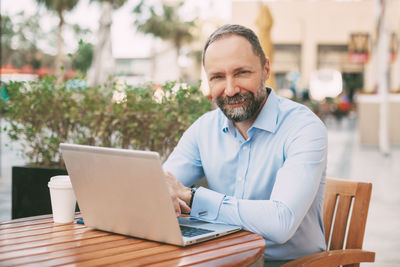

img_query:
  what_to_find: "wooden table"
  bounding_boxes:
[0,214,265,266]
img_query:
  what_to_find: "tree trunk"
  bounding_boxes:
[87,1,115,88]
[376,0,390,155]
[175,45,181,81]
[55,10,65,81]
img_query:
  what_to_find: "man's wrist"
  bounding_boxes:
[180,187,191,205]
[189,187,198,208]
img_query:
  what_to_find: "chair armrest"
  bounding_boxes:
[281,249,375,267]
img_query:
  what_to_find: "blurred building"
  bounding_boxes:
[114,41,201,85]
[115,57,152,85]
[230,0,400,96]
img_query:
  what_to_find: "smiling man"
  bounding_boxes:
[163,24,327,266]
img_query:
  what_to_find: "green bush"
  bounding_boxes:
[0,77,212,167]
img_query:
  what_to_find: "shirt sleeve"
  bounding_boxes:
[190,120,327,244]
[163,118,205,187]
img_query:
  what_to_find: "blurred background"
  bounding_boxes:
[1,0,399,266]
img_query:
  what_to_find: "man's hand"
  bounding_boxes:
[164,172,192,216]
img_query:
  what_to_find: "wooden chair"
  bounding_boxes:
[282,178,375,267]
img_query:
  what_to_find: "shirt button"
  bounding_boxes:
[243,146,247,150]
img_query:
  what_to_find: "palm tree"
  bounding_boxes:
[36,0,79,77]
[133,1,196,80]
[87,0,127,87]
[1,12,56,69]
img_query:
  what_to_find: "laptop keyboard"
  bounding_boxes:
[180,225,214,237]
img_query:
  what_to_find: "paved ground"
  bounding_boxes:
[0,116,399,266]
[325,115,400,267]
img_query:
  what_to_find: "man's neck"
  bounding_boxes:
[234,120,254,140]
[234,91,269,140]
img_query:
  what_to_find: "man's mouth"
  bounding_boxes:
[226,102,244,108]
[225,99,249,108]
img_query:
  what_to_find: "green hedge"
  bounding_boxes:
[0,77,212,167]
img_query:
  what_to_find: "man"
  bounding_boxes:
[163,24,327,265]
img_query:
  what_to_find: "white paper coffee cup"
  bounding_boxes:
[48,175,76,223]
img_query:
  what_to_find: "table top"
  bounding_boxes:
[0,214,265,266]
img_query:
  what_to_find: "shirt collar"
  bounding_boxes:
[221,110,233,134]
[220,87,279,134]
[252,87,279,133]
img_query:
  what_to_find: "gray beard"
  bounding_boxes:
[216,86,267,122]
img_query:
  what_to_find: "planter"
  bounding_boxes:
[12,166,69,219]
[357,94,400,145]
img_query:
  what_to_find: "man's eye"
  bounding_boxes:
[235,71,249,76]
[211,76,223,81]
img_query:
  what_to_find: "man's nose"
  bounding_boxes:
[225,77,240,96]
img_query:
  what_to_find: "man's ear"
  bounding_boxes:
[264,57,270,81]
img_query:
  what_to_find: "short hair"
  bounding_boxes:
[202,24,266,67]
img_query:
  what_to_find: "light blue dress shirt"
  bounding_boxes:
[163,88,327,260]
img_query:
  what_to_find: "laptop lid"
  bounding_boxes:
[60,143,241,246]
[60,143,184,246]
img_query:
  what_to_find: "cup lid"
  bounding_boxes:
[48,175,72,188]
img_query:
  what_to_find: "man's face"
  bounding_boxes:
[204,35,270,122]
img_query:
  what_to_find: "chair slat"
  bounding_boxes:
[329,194,353,250]
[323,193,338,245]
[346,182,372,249]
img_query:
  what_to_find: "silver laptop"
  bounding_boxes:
[60,143,241,246]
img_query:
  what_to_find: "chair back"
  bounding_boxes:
[323,178,372,251]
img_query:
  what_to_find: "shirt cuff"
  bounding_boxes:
[190,187,225,221]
